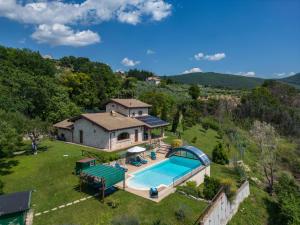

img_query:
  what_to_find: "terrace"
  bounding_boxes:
[113,144,211,202]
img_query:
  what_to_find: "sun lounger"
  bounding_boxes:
[150,151,156,160]
[129,158,142,167]
[136,155,148,164]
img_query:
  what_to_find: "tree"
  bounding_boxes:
[171,109,180,132]
[275,172,300,225]
[250,120,278,194]
[0,121,22,157]
[203,175,221,200]
[212,143,229,165]
[127,69,154,81]
[188,84,200,100]
[25,118,49,154]
[59,71,99,109]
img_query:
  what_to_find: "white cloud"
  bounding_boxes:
[183,67,202,74]
[194,53,204,60]
[31,24,100,47]
[146,49,155,55]
[204,53,226,61]
[235,71,256,77]
[274,72,295,77]
[121,57,140,67]
[0,0,172,46]
[194,52,226,61]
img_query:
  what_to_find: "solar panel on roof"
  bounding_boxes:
[136,115,168,127]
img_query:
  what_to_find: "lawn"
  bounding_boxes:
[0,140,207,225]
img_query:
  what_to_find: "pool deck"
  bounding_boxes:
[115,151,211,203]
[115,151,177,202]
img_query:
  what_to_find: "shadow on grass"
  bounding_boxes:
[23,145,50,155]
[199,128,206,133]
[263,197,281,225]
[73,183,119,201]
[0,159,19,176]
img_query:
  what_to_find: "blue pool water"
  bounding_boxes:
[127,156,201,190]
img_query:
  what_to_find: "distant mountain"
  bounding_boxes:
[167,72,265,89]
[280,73,300,89]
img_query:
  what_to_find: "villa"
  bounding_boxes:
[146,76,161,85]
[54,99,169,151]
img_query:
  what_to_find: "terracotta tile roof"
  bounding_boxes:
[53,119,74,130]
[81,112,145,131]
[110,99,151,108]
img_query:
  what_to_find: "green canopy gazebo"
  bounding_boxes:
[79,164,125,201]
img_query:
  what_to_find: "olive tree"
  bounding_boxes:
[250,120,278,194]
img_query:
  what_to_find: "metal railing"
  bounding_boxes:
[172,165,205,187]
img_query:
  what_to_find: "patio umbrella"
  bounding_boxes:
[127,146,146,153]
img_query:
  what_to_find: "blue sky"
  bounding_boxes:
[0,0,299,78]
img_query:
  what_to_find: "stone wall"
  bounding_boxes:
[106,102,149,117]
[57,128,72,142]
[197,181,250,225]
[73,118,109,149]
[110,126,144,150]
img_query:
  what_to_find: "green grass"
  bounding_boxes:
[0,140,207,225]
[229,184,276,225]
[35,191,207,225]
[165,124,221,158]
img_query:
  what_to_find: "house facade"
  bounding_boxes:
[146,76,161,85]
[54,99,168,151]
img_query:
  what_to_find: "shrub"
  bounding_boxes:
[107,199,120,209]
[201,117,220,131]
[152,219,167,225]
[177,181,200,198]
[220,178,237,201]
[275,172,300,225]
[111,215,140,225]
[203,175,221,200]
[175,205,187,221]
[212,143,229,165]
[191,136,197,143]
[171,139,183,148]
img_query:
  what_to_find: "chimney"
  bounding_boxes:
[110,110,116,116]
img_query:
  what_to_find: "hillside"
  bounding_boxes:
[167,72,265,89]
[280,73,300,88]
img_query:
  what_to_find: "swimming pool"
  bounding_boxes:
[127,156,202,190]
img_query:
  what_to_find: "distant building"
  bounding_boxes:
[0,191,32,225]
[146,76,161,85]
[54,99,169,151]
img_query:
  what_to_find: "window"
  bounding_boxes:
[117,132,130,141]
[138,110,143,115]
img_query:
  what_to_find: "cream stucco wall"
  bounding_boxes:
[128,108,149,117]
[57,128,72,142]
[106,102,149,117]
[187,165,210,185]
[110,126,144,150]
[106,103,129,116]
[72,117,144,151]
[73,118,109,149]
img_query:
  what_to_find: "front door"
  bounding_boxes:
[135,129,138,142]
[79,130,83,144]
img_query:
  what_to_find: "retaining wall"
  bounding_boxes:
[196,180,250,225]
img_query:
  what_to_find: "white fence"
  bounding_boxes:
[195,181,250,225]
